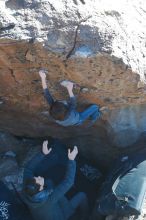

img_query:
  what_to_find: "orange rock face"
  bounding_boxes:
[0,40,146,167]
[0,40,144,111]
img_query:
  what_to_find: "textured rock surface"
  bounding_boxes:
[0,157,18,178]
[1,0,146,78]
[0,0,146,166]
[0,134,41,191]
[107,104,146,147]
[0,132,20,153]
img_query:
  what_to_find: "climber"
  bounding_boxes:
[39,69,102,127]
[23,140,89,220]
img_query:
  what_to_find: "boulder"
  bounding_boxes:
[0,0,146,166]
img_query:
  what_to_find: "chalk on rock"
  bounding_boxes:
[40,111,50,116]
[81,87,89,93]
[5,151,16,158]
[60,80,74,87]
[121,156,128,162]
[100,106,109,113]
[0,97,4,104]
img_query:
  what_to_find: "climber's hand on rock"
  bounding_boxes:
[66,81,74,91]
[42,140,52,155]
[39,70,46,79]
[68,146,78,160]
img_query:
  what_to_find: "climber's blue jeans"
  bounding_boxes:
[77,104,101,125]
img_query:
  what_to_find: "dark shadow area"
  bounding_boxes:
[0,120,146,220]
[1,128,146,219]
[0,181,32,220]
